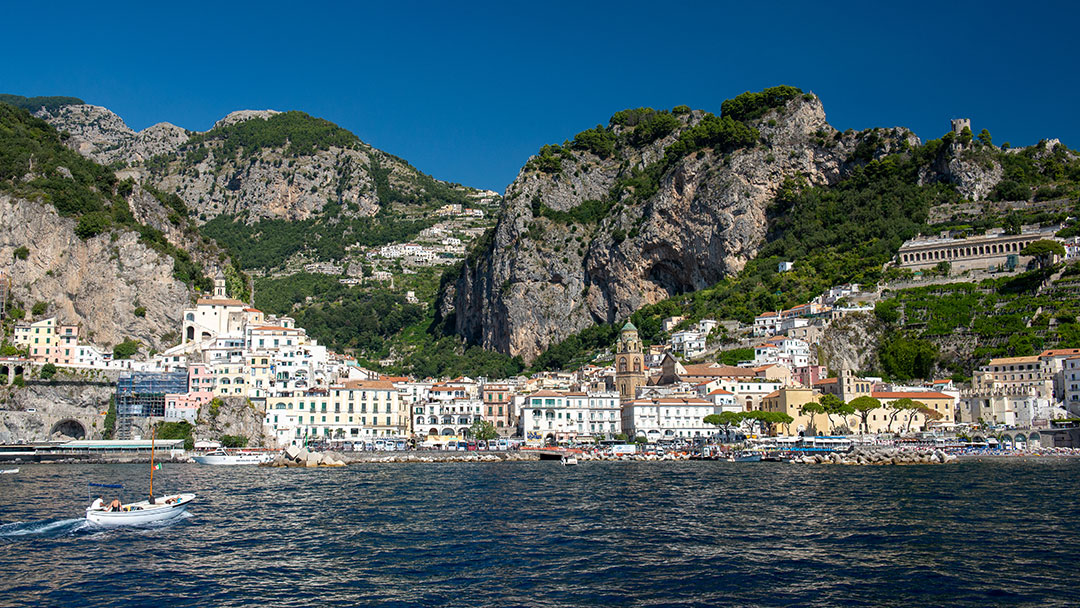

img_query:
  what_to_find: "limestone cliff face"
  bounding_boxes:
[918,140,1003,201]
[447,96,917,362]
[37,105,473,224]
[35,104,190,166]
[0,195,192,351]
[194,396,273,447]
[818,313,885,373]
[0,373,119,443]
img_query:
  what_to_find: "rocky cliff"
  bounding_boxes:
[37,105,482,225]
[1,195,192,351]
[194,396,273,447]
[446,93,917,361]
[0,370,119,443]
[817,313,885,373]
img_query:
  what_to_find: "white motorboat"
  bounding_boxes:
[86,493,196,526]
[561,455,579,466]
[193,448,275,465]
[0,468,18,474]
[84,427,195,526]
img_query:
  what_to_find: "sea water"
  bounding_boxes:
[1,460,1077,607]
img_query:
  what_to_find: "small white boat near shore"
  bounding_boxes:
[561,455,578,466]
[84,427,195,527]
[193,448,275,465]
[1,468,18,474]
[86,493,196,526]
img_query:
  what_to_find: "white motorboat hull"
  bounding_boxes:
[86,493,195,526]
[193,453,274,465]
[0,468,18,474]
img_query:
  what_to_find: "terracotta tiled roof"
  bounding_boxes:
[342,380,396,390]
[987,356,1041,365]
[1039,348,1080,358]
[680,364,755,378]
[871,391,953,400]
[197,298,246,306]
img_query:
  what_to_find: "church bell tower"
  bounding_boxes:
[213,268,227,298]
[615,321,645,402]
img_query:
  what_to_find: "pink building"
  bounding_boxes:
[795,365,828,388]
[188,364,215,393]
[164,391,213,423]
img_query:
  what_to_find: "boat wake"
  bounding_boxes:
[0,517,92,539]
[1,511,192,540]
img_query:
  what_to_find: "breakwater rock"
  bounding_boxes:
[265,445,346,468]
[343,451,540,463]
[791,447,957,465]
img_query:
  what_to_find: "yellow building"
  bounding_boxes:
[213,363,248,397]
[267,380,406,445]
[869,391,956,431]
[760,388,830,436]
[15,317,80,365]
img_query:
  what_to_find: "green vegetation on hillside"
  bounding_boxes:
[257,270,524,378]
[525,87,802,180]
[255,273,423,352]
[183,111,360,164]
[202,211,434,269]
[720,86,811,122]
[873,268,1080,373]
[0,102,211,290]
[0,94,84,113]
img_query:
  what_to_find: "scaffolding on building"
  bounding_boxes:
[115,370,189,440]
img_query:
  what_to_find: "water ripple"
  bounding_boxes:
[0,460,1077,607]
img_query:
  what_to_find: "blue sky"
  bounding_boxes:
[2,0,1075,191]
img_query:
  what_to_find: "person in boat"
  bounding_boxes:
[107,498,123,512]
[90,496,104,510]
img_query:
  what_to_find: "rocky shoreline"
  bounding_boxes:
[789,447,957,465]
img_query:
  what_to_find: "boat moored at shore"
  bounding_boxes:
[193,448,276,465]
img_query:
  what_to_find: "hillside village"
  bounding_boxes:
[2,95,1080,450]
[3,221,1079,449]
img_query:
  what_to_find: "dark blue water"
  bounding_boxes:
[1,459,1077,607]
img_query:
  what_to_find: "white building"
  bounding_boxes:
[670,330,706,358]
[1061,355,1080,417]
[521,390,622,444]
[753,312,781,337]
[753,337,810,370]
[622,397,718,442]
[717,379,784,412]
